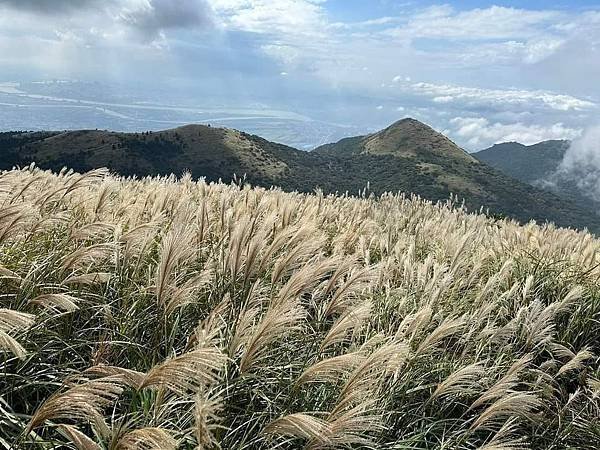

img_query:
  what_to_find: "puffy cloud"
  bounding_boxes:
[0,0,103,14]
[118,0,214,40]
[0,0,214,39]
[449,117,582,149]
[411,82,595,112]
[556,126,600,201]
[389,5,561,41]
[212,0,326,36]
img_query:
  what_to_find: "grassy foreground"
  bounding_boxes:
[0,166,599,449]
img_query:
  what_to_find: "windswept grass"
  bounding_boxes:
[0,165,599,449]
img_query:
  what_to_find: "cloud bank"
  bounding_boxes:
[557,126,600,202]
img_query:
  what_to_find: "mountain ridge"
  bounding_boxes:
[473,139,600,216]
[2,120,599,232]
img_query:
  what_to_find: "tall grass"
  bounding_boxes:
[0,165,599,449]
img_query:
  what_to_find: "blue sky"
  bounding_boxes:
[1,0,599,149]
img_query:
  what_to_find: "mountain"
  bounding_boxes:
[474,140,600,214]
[312,119,600,231]
[2,119,600,232]
[474,140,568,184]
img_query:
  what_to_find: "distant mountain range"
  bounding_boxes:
[2,118,599,232]
[474,140,600,215]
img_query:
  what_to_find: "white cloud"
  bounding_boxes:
[557,126,600,201]
[211,0,327,36]
[411,82,595,111]
[118,0,214,40]
[390,5,561,41]
[450,117,582,149]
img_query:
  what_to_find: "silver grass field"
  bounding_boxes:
[0,166,599,449]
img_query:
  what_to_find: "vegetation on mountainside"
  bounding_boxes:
[1,120,599,231]
[474,141,569,185]
[474,141,600,216]
[1,166,599,449]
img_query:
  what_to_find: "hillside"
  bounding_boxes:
[2,119,600,232]
[474,140,600,214]
[474,140,569,184]
[313,120,600,231]
[1,167,599,449]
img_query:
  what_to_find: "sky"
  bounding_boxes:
[1,0,600,150]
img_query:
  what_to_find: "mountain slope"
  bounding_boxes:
[2,120,599,232]
[313,120,600,231]
[474,140,600,214]
[474,140,568,184]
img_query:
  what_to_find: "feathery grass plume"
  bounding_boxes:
[471,355,533,410]
[319,256,358,298]
[274,257,341,308]
[141,347,226,396]
[588,378,600,398]
[27,375,128,436]
[397,304,434,340]
[476,418,529,450]
[64,272,112,286]
[270,234,325,285]
[549,342,575,360]
[0,308,35,358]
[414,316,466,356]
[521,275,535,304]
[83,365,146,390]
[320,300,372,350]
[0,204,32,243]
[163,267,214,316]
[115,427,177,450]
[448,232,474,273]
[322,267,378,318]
[470,391,543,431]
[240,212,278,284]
[239,298,306,373]
[296,351,367,385]
[120,220,162,254]
[92,180,116,217]
[229,305,260,357]
[70,222,116,242]
[516,300,558,350]
[226,216,252,281]
[28,293,81,313]
[9,172,45,203]
[557,347,595,377]
[256,224,310,276]
[60,169,109,201]
[316,402,383,449]
[61,243,117,273]
[556,285,584,313]
[336,342,409,409]
[194,388,223,449]
[0,330,28,358]
[0,308,35,332]
[264,413,330,442]
[58,424,101,450]
[432,360,488,400]
[155,225,196,309]
[0,264,22,282]
[191,295,230,349]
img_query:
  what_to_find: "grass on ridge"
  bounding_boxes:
[0,165,599,449]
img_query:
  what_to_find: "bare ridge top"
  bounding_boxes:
[362,117,477,162]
